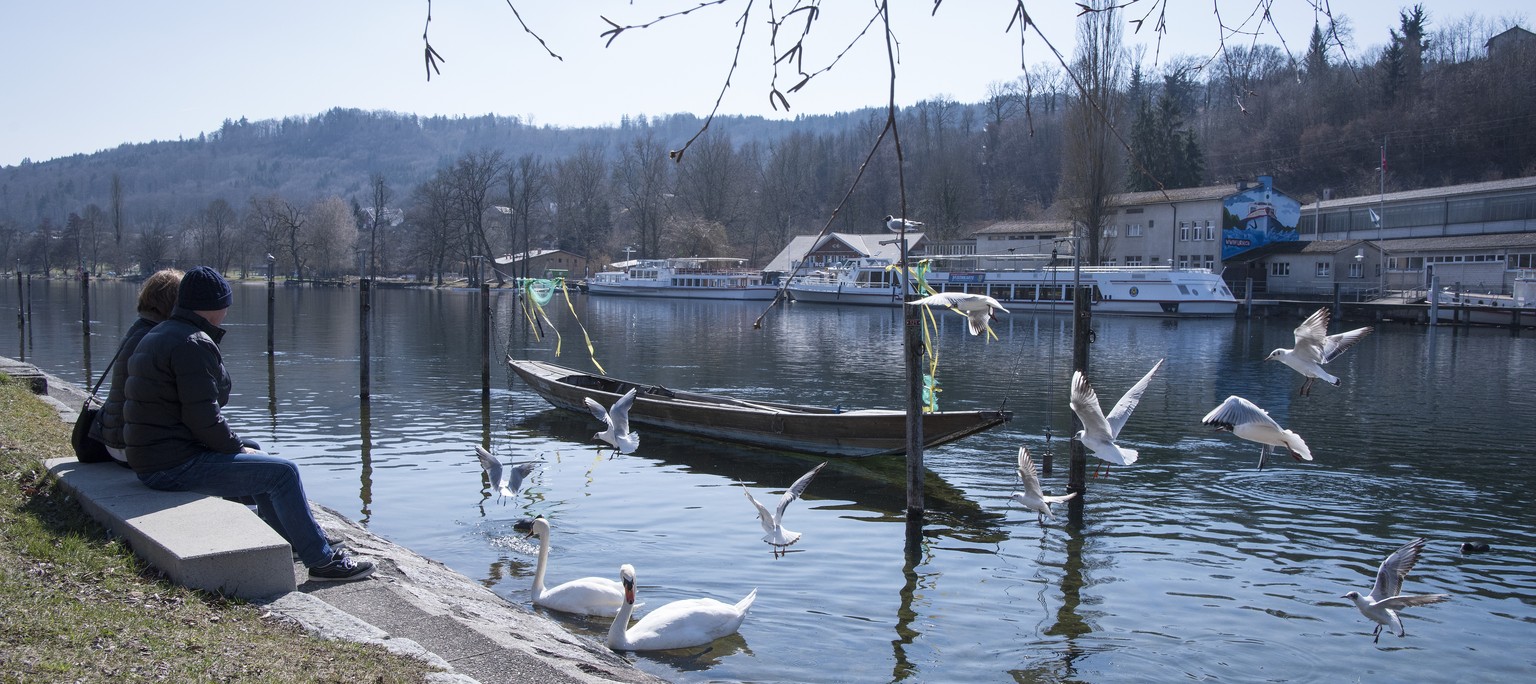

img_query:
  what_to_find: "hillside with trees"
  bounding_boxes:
[1,6,1530,283]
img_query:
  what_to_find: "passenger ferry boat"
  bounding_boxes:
[586,257,777,300]
[787,256,1238,316]
[1427,270,1535,325]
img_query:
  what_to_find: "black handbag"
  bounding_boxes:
[70,340,128,463]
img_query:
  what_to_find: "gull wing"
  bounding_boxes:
[1370,538,1429,603]
[742,484,778,535]
[1015,446,1044,499]
[475,446,505,491]
[1069,371,1115,443]
[1291,308,1331,363]
[1377,594,1449,610]
[1105,359,1163,439]
[609,388,639,437]
[506,462,538,495]
[1201,395,1279,431]
[583,397,613,428]
[776,461,827,523]
[1321,326,1373,364]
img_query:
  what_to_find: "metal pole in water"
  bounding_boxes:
[901,234,925,523]
[1067,234,1089,522]
[1428,275,1439,327]
[16,269,25,362]
[359,278,371,401]
[479,258,491,396]
[266,255,276,356]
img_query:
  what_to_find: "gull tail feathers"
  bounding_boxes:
[1283,431,1313,460]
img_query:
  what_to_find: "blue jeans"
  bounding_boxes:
[137,450,334,567]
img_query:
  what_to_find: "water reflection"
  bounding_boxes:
[9,281,1536,684]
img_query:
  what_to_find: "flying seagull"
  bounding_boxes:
[1200,395,1313,470]
[908,292,1010,337]
[1266,307,1373,396]
[1009,446,1077,524]
[475,446,537,500]
[1341,538,1449,643]
[1068,359,1164,472]
[742,461,827,557]
[584,387,640,456]
[885,215,923,232]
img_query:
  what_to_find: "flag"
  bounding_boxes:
[1369,208,1381,227]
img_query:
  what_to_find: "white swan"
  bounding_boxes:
[742,461,827,556]
[525,516,626,617]
[584,387,640,455]
[1266,307,1373,396]
[607,564,756,652]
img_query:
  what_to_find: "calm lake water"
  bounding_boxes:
[7,278,1536,683]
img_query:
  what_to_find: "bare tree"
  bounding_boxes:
[612,132,673,259]
[409,172,458,286]
[447,150,507,283]
[306,196,359,278]
[552,144,611,267]
[1060,0,1127,266]
[365,173,392,279]
[505,154,549,281]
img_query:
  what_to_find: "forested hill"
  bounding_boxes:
[0,108,847,225]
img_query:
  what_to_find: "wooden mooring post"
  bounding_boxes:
[359,278,372,400]
[266,257,276,356]
[480,280,491,396]
[16,270,24,362]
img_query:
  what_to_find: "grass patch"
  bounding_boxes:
[0,374,438,682]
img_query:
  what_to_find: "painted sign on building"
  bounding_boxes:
[1221,175,1300,260]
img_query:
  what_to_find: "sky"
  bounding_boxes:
[2,1,1528,168]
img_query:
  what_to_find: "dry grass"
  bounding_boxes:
[0,374,438,682]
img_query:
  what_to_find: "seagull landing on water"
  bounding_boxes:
[884,215,923,232]
[475,446,537,501]
[1200,395,1312,470]
[1341,538,1449,643]
[908,292,1010,337]
[1267,307,1373,396]
[741,461,827,557]
[1009,446,1077,525]
[584,387,640,456]
[1067,360,1163,475]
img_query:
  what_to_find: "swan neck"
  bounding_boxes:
[607,595,634,649]
[531,530,551,599]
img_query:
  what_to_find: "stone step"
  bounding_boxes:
[46,458,297,599]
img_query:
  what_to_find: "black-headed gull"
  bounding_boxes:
[525,516,626,617]
[1067,360,1163,470]
[1266,307,1373,396]
[607,564,756,652]
[742,461,826,556]
[584,387,640,455]
[908,292,1010,337]
[1341,538,1449,643]
[475,446,537,500]
[1009,446,1077,524]
[884,214,923,232]
[1200,395,1312,469]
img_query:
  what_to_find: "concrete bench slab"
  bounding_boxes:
[46,458,297,599]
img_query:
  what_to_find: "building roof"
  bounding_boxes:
[971,219,1076,236]
[494,249,582,265]
[1381,232,1536,253]
[762,232,926,273]
[1108,184,1236,207]
[1314,175,1536,210]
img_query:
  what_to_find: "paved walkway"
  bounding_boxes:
[9,357,662,684]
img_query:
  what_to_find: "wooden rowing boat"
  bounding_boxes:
[508,358,1011,458]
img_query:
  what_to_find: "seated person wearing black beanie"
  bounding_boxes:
[123,266,373,582]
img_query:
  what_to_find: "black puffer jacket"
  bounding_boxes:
[123,307,245,473]
[88,316,159,449]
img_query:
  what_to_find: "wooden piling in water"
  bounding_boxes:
[15,271,24,362]
[480,281,491,396]
[359,278,372,401]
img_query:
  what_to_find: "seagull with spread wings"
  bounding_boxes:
[1068,359,1164,473]
[584,387,640,456]
[1341,538,1449,643]
[1009,446,1077,524]
[909,292,1010,337]
[1200,395,1313,470]
[742,461,827,557]
[1267,307,1373,396]
[475,446,537,501]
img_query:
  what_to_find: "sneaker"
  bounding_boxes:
[308,550,375,583]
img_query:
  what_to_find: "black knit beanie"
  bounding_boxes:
[179,266,233,311]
